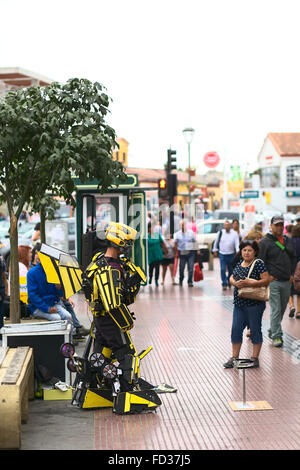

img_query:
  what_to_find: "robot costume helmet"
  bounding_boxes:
[105,222,137,254]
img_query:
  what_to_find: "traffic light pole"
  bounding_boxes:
[188,142,191,206]
[166,149,177,238]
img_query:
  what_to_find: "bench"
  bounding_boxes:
[0,346,34,449]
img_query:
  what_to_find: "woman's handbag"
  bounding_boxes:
[194,263,203,282]
[238,258,270,301]
[293,260,300,292]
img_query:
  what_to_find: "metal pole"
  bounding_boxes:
[223,154,228,210]
[188,142,191,206]
[242,369,246,405]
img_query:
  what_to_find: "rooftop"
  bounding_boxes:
[268,132,300,157]
[0,67,53,90]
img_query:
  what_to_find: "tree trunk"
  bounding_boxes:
[40,209,46,243]
[9,212,21,323]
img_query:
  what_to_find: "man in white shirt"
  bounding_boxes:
[174,220,197,286]
[212,220,240,290]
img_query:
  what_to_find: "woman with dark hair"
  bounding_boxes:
[289,224,300,318]
[223,239,270,368]
[30,242,42,267]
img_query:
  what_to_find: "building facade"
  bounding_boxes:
[256,133,300,214]
[112,138,129,167]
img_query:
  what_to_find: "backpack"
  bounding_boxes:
[211,230,223,255]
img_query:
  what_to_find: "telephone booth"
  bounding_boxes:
[73,174,147,277]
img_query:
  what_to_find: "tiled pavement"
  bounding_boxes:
[20,261,300,450]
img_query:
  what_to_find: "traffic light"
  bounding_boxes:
[167,149,177,173]
[167,173,177,198]
[158,178,168,199]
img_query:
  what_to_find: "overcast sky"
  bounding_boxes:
[1,0,300,176]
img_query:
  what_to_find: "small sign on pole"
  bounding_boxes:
[240,190,259,199]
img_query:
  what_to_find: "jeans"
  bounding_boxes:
[63,300,81,329]
[231,303,265,344]
[179,251,195,284]
[0,299,3,340]
[269,280,291,339]
[149,261,160,283]
[219,253,235,287]
[32,299,73,323]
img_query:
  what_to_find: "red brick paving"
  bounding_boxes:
[86,260,300,450]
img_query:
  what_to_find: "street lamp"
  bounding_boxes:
[182,127,195,206]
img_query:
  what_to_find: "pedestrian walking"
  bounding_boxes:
[232,219,242,241]
[289,224,300,319]
[161,235,177,285]
[259,215,296,347]
[147,222,167,286]
[223,240,269,368]
[212,220,240,290]
[174,220,197,287]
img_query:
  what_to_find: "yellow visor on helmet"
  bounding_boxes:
[105,222,137,248]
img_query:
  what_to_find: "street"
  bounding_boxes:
[20,261,300,451]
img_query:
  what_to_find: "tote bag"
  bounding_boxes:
[238,258,270,301]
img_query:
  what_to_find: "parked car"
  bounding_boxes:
[213,210,240,220]
[0,219,76,268]
[196,219,227,262]
[45,217,76,255]
[0,220,10,239]
[0,234,33,267]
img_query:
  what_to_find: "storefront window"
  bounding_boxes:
[260,166,280,187]
[286,165,300,187]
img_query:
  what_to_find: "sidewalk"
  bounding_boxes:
[19,260,300,450]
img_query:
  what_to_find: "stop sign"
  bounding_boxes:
[203,151,220,168]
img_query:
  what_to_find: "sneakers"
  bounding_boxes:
[223,357,238,368]
[289,307,296,318]
[268,329,272,339]
[296,312,300,319]
[272,338,283,348]
[76,326,90,336]
[223,357,260,368]
[250,357,260,368]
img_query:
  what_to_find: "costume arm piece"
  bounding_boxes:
[122,259,146,305]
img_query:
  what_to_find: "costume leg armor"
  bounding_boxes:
[62,327,162,414]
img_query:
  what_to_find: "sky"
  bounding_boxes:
[1,0,300,176]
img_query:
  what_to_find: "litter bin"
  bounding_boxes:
[1,321,72,385]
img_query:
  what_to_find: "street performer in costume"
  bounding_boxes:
[68,222,164,414]
[82,222,147,393]
[41,222,176,414]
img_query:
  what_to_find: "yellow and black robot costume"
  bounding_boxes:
[64,222,162,414]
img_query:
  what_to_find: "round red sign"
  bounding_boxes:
[203,151,220,168]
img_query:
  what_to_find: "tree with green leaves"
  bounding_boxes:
[0,78,126,322]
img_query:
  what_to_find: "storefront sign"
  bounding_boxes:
[286,191,300,197]
[240,191,259,199]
